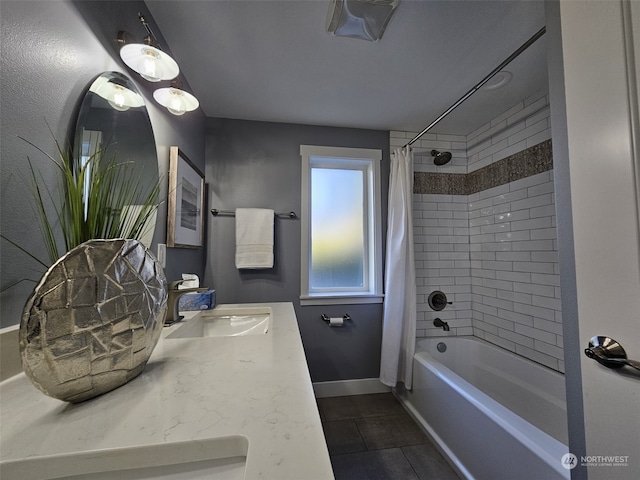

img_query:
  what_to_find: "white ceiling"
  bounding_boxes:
[145,0,548,136]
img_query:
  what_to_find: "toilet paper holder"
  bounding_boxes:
[321,314,351,325]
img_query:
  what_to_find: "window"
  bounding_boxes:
[300,145,383,305]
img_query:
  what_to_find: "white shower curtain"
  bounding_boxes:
[380,147,417,389]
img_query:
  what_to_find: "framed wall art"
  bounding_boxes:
[167,146,204,248]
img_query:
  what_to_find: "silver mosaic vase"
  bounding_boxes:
[20,239,168,403]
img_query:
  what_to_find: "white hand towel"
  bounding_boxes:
[235,208,275,269]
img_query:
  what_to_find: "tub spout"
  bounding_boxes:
[165,280,208,326]
[434,318,450,331]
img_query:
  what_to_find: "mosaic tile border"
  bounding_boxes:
[414,140,552,195]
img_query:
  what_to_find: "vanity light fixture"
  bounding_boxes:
[89,75,144,111]
[153,85,199,116]
[119,12,200,115]
[118,13,179,82]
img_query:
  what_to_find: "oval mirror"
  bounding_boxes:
[73,71,159,247]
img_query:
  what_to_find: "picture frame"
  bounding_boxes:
[167,146,205,248]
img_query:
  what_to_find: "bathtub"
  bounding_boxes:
[395,336,569,480]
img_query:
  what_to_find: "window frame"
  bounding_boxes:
[300,145,383,305]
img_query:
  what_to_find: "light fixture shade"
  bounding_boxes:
[89,76,145,111]
[120,43,179,82]
[153,87,199,116]
[327,0,399,41]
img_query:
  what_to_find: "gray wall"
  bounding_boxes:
[1,1,388,383]
[0,0,206,328]
[204,118,389,382]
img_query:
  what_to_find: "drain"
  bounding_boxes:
[436,342,447,353]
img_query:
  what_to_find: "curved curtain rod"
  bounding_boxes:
[404,26,547,149]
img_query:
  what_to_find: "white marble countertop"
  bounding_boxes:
[0,302,334,480]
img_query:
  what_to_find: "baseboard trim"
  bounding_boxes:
[313,378,391,398]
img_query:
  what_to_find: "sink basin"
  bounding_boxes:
[166,306,271,339]
[0,435,248,480]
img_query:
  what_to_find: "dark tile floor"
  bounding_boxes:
[317,393,460,480]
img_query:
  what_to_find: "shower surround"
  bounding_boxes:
[391,92,564,372]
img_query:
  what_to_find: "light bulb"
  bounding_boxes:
[108,90,129,111]
[120,43,179,82]
[138,48,162,82]
[167,90,186,116]
[153,87,198,115]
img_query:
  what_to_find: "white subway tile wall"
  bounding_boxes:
[469,170,562,372]
[412,192,473,338]
[466,91,551,173]
[390,92,563,372]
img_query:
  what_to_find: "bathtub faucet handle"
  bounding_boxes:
[434,318,450,331]
[428,291,452,311]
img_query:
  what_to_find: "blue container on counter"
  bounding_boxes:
[178,289,216,311]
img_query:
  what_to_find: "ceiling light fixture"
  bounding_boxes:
[482,71,513,91]
[153,84,199,116]
[118,13,179,82]
[326,0,399,41]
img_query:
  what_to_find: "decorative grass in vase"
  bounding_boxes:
[6,134,161,266]
[5,133,169,403]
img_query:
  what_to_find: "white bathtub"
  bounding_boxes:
[395,336,569,480]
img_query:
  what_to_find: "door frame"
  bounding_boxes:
[547,1,640,479]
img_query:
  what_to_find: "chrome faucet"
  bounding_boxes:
[165,280,208,326]
[433,318,450,331]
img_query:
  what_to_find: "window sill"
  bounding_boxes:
[299,294,384,306]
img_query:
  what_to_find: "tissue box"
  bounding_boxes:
[178,289,216,311]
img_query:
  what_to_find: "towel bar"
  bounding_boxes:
[211,209,297,219]
[321,314,351,323]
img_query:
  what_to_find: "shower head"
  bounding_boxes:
[431,150,452,166]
